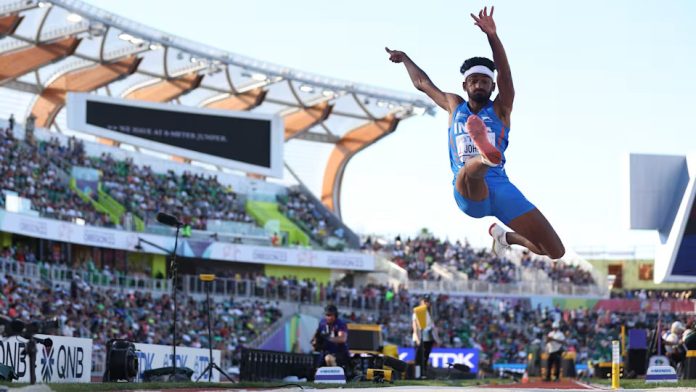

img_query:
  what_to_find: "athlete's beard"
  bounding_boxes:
[469,91,491,105]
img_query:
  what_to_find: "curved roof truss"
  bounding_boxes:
[0,0,436,218]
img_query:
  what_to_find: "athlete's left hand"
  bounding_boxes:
[471,6,496,36]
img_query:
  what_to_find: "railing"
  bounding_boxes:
[0,258,171,294]
[181,275,401,313]
[407,279,609,298]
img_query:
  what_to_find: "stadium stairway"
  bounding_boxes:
[289,184,361,249]
[246,200,311,246]
[70,177,120,226]
[96,187,145,231]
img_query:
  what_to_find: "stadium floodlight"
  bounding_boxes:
[118,32,133,41]
[38,1,51,8]
[299,84,314,93]
[412,106,427,116]
[322,89,335,98]
[250,72,267,81]
[66,13,82,23]
[149,43,162,50]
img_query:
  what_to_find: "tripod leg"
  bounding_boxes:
[212,363,235,382]
[195,363,214,382]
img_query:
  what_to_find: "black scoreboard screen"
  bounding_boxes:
[67,93,283,177]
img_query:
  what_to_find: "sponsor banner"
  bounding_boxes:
[397,347,479,373]
[492,363,589,372]
[0,335,92,383]
[133,343,221,382]
[593,299,695,313]
[0,210,375,271]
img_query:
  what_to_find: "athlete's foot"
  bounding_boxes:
[466,115,501,166]
[489,223,510,256]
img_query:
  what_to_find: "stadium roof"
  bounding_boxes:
[0,0,435,216]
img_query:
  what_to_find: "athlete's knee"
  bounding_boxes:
[463,156,489,179]
[548,243,565,260]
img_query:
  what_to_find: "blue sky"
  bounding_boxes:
[86,0,696,256]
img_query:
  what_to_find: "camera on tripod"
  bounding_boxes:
[0,315,61,384]
[0,315,61,339]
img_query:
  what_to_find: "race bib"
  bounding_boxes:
[456,128,496,163]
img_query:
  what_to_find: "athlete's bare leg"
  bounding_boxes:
[454,115,500,201]
[455,158,490,201]
[504,209,565,259]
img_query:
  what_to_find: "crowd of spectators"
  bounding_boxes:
[0,128,114,227]
[278,188,347,249]
[366,234,518,283]
[0,127,255,231]
[0,272,282,369]
[365,234,596,286]
[358,293,689,368]
[88,153,253,229]
[2,248,694,372]
[612,289,694,300]
[521,251,595,286]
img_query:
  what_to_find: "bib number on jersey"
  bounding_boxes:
[456,128,496,163]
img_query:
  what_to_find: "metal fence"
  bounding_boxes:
[406,278,609,298]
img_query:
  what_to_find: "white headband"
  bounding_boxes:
[462,65,495,81]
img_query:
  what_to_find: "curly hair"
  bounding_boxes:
[460,57,496,75]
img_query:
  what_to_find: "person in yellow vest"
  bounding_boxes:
[412,296,439,378]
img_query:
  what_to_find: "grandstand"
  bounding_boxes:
[0,0,691,389]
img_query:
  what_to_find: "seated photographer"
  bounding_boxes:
[663,321,687,369]
[313,305,350,368]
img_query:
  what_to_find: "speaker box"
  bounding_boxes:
[626,348,647,377]
[143,366,194,382]
[0,363,16,381]
[103,339,139,382]
[382,356,408,373]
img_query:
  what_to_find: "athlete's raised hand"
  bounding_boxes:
[385,47,408,63]
[471,6,496,36]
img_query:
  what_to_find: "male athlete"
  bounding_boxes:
[386,6,565,259]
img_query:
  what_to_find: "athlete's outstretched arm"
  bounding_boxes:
[385,47,460,113]
[471,7,514,119]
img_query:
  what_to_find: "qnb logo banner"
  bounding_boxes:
[397,347,479,373]
[133,343,222,382]
[0,335,92,383]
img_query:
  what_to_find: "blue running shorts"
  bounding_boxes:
[453,175,536,225]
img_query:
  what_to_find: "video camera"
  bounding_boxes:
[312,330,330,351]
[0,315,61,384]
[0,315,61,339]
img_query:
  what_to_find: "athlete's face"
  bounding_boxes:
[463,74,495,104]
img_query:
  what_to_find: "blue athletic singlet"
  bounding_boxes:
[448,100,508,178]
[448,99,535,224]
